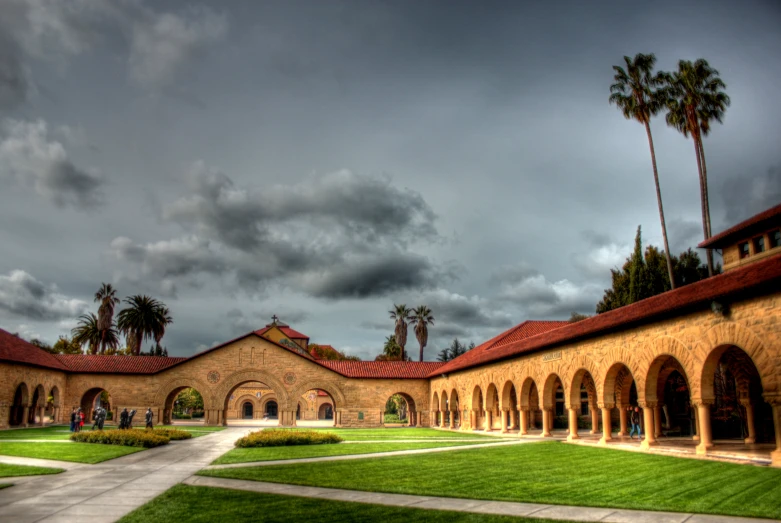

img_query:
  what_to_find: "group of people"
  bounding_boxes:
[68,407,156,431]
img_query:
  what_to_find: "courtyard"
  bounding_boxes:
[0,423,780,522]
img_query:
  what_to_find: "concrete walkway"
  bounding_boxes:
[0,427,242,523]
[205,438,536,470]
[184,475,781,523]
[0,456,83,470]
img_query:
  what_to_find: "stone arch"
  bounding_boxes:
[216,370,290,409]
[72,381,120,409]
[32,384,46,407]
[49,385,61,407]
[431,391,440,412]
[260,395,279,418]
[471,385,483,410]
[449,388,460,412]
[570,368,599,410]
[485,383,499,410]
[541,373,563,410]
[637,336,698,402]
[440,390,449,412]
[603,362,637,408]
[289,381,346,411]
[234,394,258,419]
[519,377,537,409]
[8,382,29,426]
[500,380,518,410]
[154,377,216,410]
[699,323,776,397]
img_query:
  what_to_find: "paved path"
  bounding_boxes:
[205,438,536,470]
[0,428,242,523]
[184,475,781,523]
[0,456,82,470]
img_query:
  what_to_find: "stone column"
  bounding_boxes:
[439,410,446,428]
[618,405,628,436]
[653,405,662,438]
[567,408,580,441]
[741,400,756,444]
[599,404,613,445]
[500,410,508,433]
[693,403,700,441]
[485,410,493,431]
[509,410,517,430]
[541,409,552,437]
[520,409,528,435]
[640,402,658,449]
[470,409,477,430]
[449,410,455,429]
[769,401,781,468]
[590,406,599,434]
[695,401,713,454]
[22,406,29,428]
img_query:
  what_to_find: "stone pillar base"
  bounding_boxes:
[598,436,612,445]
[566,433,580,442]
[745,437,756,444]
[696,442,713,455]
[771,450,781,468]
[640,439,658,449]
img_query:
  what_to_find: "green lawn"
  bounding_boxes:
[200,441,781,520]
[270,428,500,441]
[0,425,224,441]
[0,463,64,477]
[212,441,492,464]
[0,442,143,463]
[118,485,571,523]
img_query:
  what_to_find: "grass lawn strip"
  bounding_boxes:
[0,463,64,477]
[212,440,492,464]
[272,428,501,440]
[118,484,572,523]
[0,442,143,463]
[0,425,223,441]
[200,441,781,520]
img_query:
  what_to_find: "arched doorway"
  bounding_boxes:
[384,393,414,426]
[8,383,28,427]
[47,386,61,423]
[519,378,539,434]
[432,391,440,426]
[440,391,449,428]
[80,388,113,426]
[501,381,518,432]
[449,389,460,429]
[165,387,205,424]
[265,400,279,419]
[29,385,45,426]
[318,403,333,420]
[471,386,483,430]
[485,383,500,431]
[541,374,563,436]
[645,355,693,446]
[242,402,254,419]
[702,345,775,446]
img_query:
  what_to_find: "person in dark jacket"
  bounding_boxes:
[629,406,642,439]
[69,408,77,432]
[145,408,154,429]
[119,408,129,429]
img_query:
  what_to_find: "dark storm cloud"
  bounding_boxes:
[0,33,30,110]
[226,308,310,334]
[0,270,88,321]
[720,164,781,227]
[0,119,106,209]
[668,219,704,254]
[111,163,447,299]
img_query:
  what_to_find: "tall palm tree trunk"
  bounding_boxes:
[644,121,676,289]
[692,137,714,276]
[698,138,715,274]
[419,342,424,363]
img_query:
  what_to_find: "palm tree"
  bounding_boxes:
[375,334,403,361]
[662,59,730,276]
[389,304,411,361]
[94,283,120,354]
[116,295,171,356]
[71,313,102,355]
[609,53,675,289]
[410,305,434,362]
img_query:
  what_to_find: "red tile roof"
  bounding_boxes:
[484,320,568,350]
[54,354,187,374]
[432,252,781,377]
[255,325,309,340]
[319,360,445,379]
[0,329,69,371]
[698,203,781,249]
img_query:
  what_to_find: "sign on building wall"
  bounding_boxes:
[542,351,562,362]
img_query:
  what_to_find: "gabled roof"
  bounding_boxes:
[698,203,781,249]
[319,360,445,379]
[54,354,187,374]
[255,325,309,340]
[0,329,69,371]
[432,252,781,377]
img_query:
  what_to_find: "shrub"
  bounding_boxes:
[148,428,192,441]
[173,413,192,419]
[192,411,204,419]
[70,429,169,448]
[235,429,343,448]
[384,414,407,423]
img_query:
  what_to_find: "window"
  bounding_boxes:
[771,230,781,248]
[739,242,750,259]
[753,236,765,253]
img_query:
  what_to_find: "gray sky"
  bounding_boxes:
[1,0,780,360]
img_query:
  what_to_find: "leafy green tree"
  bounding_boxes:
[437,338,474,362]
[410,305,434,362]
[385,394,408,421]
[141,343,169,357]
[94,283,120,354]
[50,336,84,354]
[71,313,102,354]
[661,59,730,276]
[309,344,360,361]
[28,338,52,352]
[174,388,204,416]
[609,53,676,289]
[568,312,591,323]
[389,304,412,360]
[596,229,713,313]
[376,334,408,361]
[117,295,173,356]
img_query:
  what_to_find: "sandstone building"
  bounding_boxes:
[1,204,780,466]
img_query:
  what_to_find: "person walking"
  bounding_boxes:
[629,406,642,439]
[69,408,77,432]
[145,408,154,429]
[78,408,84,432]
